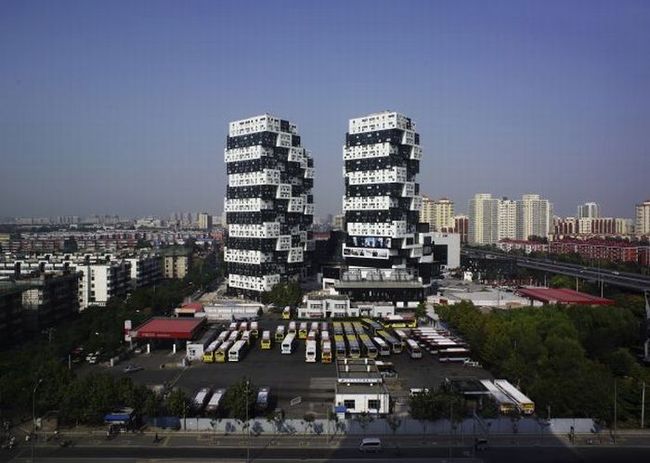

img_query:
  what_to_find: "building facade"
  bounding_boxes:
[578,202,601,219]
[197,212,213,230]
[636,200,650,237]
[420,197,454,232]
[516,194,553,240]
[498,199,517,241]
[340,111,434,295]
[224,114,314,298]
[468,194,500,245]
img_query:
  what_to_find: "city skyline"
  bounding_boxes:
[1,1,649,218]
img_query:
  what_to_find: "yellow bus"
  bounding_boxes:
[260,330,272,350]
[282,306,291,320]
[298,322,308,340]
[215,341,233,363]
[275,325,285,342]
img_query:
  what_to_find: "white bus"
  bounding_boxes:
[406,339,423,359]
[241,330,252,345]
[217,330,229,343]
[281,333,296,354]
[288,321,297,335]
[227,330,239,343]
[494,379,535,415]
[305,339,317,362]
[238,321,248,332]
[310,322,319,334]
[192,387,212,412]
[373,336,391,357]
[480,380,518,414]
[275,325,285,342]
[321,330,330,344]
[205,388,226,414]
[394,329,409,346]
[320,321,328,332]
[228,340,247,362]
[438,347,470,363]
[228,322,237,331]
[250,321,259,337]
[307,330,317,341]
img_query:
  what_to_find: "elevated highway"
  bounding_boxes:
[462,248,650,293]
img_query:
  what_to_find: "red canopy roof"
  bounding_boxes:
[517,287,614,305]
[131,317,205,340]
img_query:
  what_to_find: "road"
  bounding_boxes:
[4,431,650,463]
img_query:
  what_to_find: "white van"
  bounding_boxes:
[359,437,382,453]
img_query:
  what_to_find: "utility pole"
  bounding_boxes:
[642,382,646,429]
[31,378,43,463]
[613,380,617,444]
[246,379,250,463]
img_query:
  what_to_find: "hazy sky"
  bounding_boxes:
[1,0,649,219]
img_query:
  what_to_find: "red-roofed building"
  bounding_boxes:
[130,317,205,340]
[174,302,204,317]
[516,287,615,306]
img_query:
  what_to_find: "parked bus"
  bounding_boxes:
[275,325,285,342]
[406,339,423,359]
[382,315,416,329]
[310,322,319,334]
[347,336,361,358]
[205,388,226,414]
[217,330,229,343]
[307,330,317,341]
[215,341,233,363]
[227,330,240,343]
[288,321,297,335]
[480,380,518,414]
[256,386,270,412]
[373,336,391,356]
[494,380,535,415]
[260,330,272,350]
[228,340,248,362]
[229,322,238,331]
[437,347,470,363]
[305,339,317,362]
[298,322,308,340]
[241,330,252,345]
[238,321,248,332]
[282,306,291,320]
[394,329,409,346]
[321,341,332,363]
[361,318,383,336]
[250,321,259,337]
[359,334,378,359]
[202,339,221,363]
[321,330,330,344]
[378,330,402,354]
[320,321,328,332]
[192,387,212,413]
[281,333,296,354]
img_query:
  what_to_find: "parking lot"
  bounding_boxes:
[104,313,493,419]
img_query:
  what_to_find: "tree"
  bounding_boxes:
[353,412,374,435]
[165,389,189,417]
[222,378,257,421]
[415,301,427,320]
[262,282,303,308]
[386,414,402,438]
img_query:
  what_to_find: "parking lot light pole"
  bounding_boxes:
[31,378,43,463]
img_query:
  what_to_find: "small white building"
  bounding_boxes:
[334,359,390,415]
[298,293,396,319]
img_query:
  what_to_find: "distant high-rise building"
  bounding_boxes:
[197,212,212,230]
[577,202,601,219]
[420,197,454,232]
[468,194,500,245]
[224,114,314,298]
[636,200,650,237]
[453,215,469,244]
[516,194,553,240]
[497,199,517,240]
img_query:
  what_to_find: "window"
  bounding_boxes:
[368,399,380,411]
[343,400,356,410]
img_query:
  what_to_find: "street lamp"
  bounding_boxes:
[31,378,43,463]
